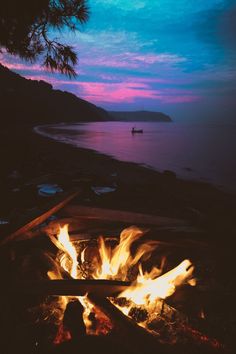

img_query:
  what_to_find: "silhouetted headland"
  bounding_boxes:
[0,64,109,125]
[0,64,172,125]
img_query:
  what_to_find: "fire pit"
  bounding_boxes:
[47,225,196,330]
[0,202,234,354]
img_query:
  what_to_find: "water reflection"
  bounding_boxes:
[36,122,236,192]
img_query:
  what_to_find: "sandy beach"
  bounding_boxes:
[0,123,236,242]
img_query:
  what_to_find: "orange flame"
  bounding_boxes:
[50,225,196,331]
[57,224,78,279]
[120,259,194,307]
[95,227,145,279]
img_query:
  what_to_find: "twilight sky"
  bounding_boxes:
[1,0,236,122]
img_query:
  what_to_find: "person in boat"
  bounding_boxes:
[131,127,143,133]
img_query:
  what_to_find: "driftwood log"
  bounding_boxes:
[0,189,80,246]
[63,204,188,227]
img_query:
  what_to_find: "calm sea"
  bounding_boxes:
[35,122,236,193]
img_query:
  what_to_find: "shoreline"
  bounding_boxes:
[0,123,236,240]
[34,122,236,196]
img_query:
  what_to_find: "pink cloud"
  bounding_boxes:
[0,53,43,72]
[159,95,200,103]
[1,61,42,72]
[97,73,171,84]
[126,76,172,84]
[80,52,186,69]
[80,56,139,69]
[78,81,158,103]
[21,77,200,104]
[129,53,187,64]
[0,53,85,75]
[1,52,199,106]
[73,81,200,104]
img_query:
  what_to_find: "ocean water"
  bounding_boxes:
[35,122,236,193]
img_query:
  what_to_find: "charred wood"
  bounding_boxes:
[87,294,164,354]
[5,279,131,297]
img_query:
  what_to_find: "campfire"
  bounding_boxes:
[1,198,230,354]
[44,224,221,351]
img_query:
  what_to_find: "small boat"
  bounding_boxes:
[131,127,143,134]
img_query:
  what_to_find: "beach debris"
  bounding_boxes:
[24,174,53,186]
[0,219,9,225]
[183,207,204,220]
[111,172,118,177]
[37,183,63,197]
[8,170,22,180]
[12,188,21,192]
[91,186,116,196]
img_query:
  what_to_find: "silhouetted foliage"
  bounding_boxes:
[0,1,89,76]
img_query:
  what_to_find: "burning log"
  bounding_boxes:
[146,304,224,351]
[179,324,224,351]
[87,294,163,354]
[5,279,131,297]
[88,295,224,354]
[63,300,86,339]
